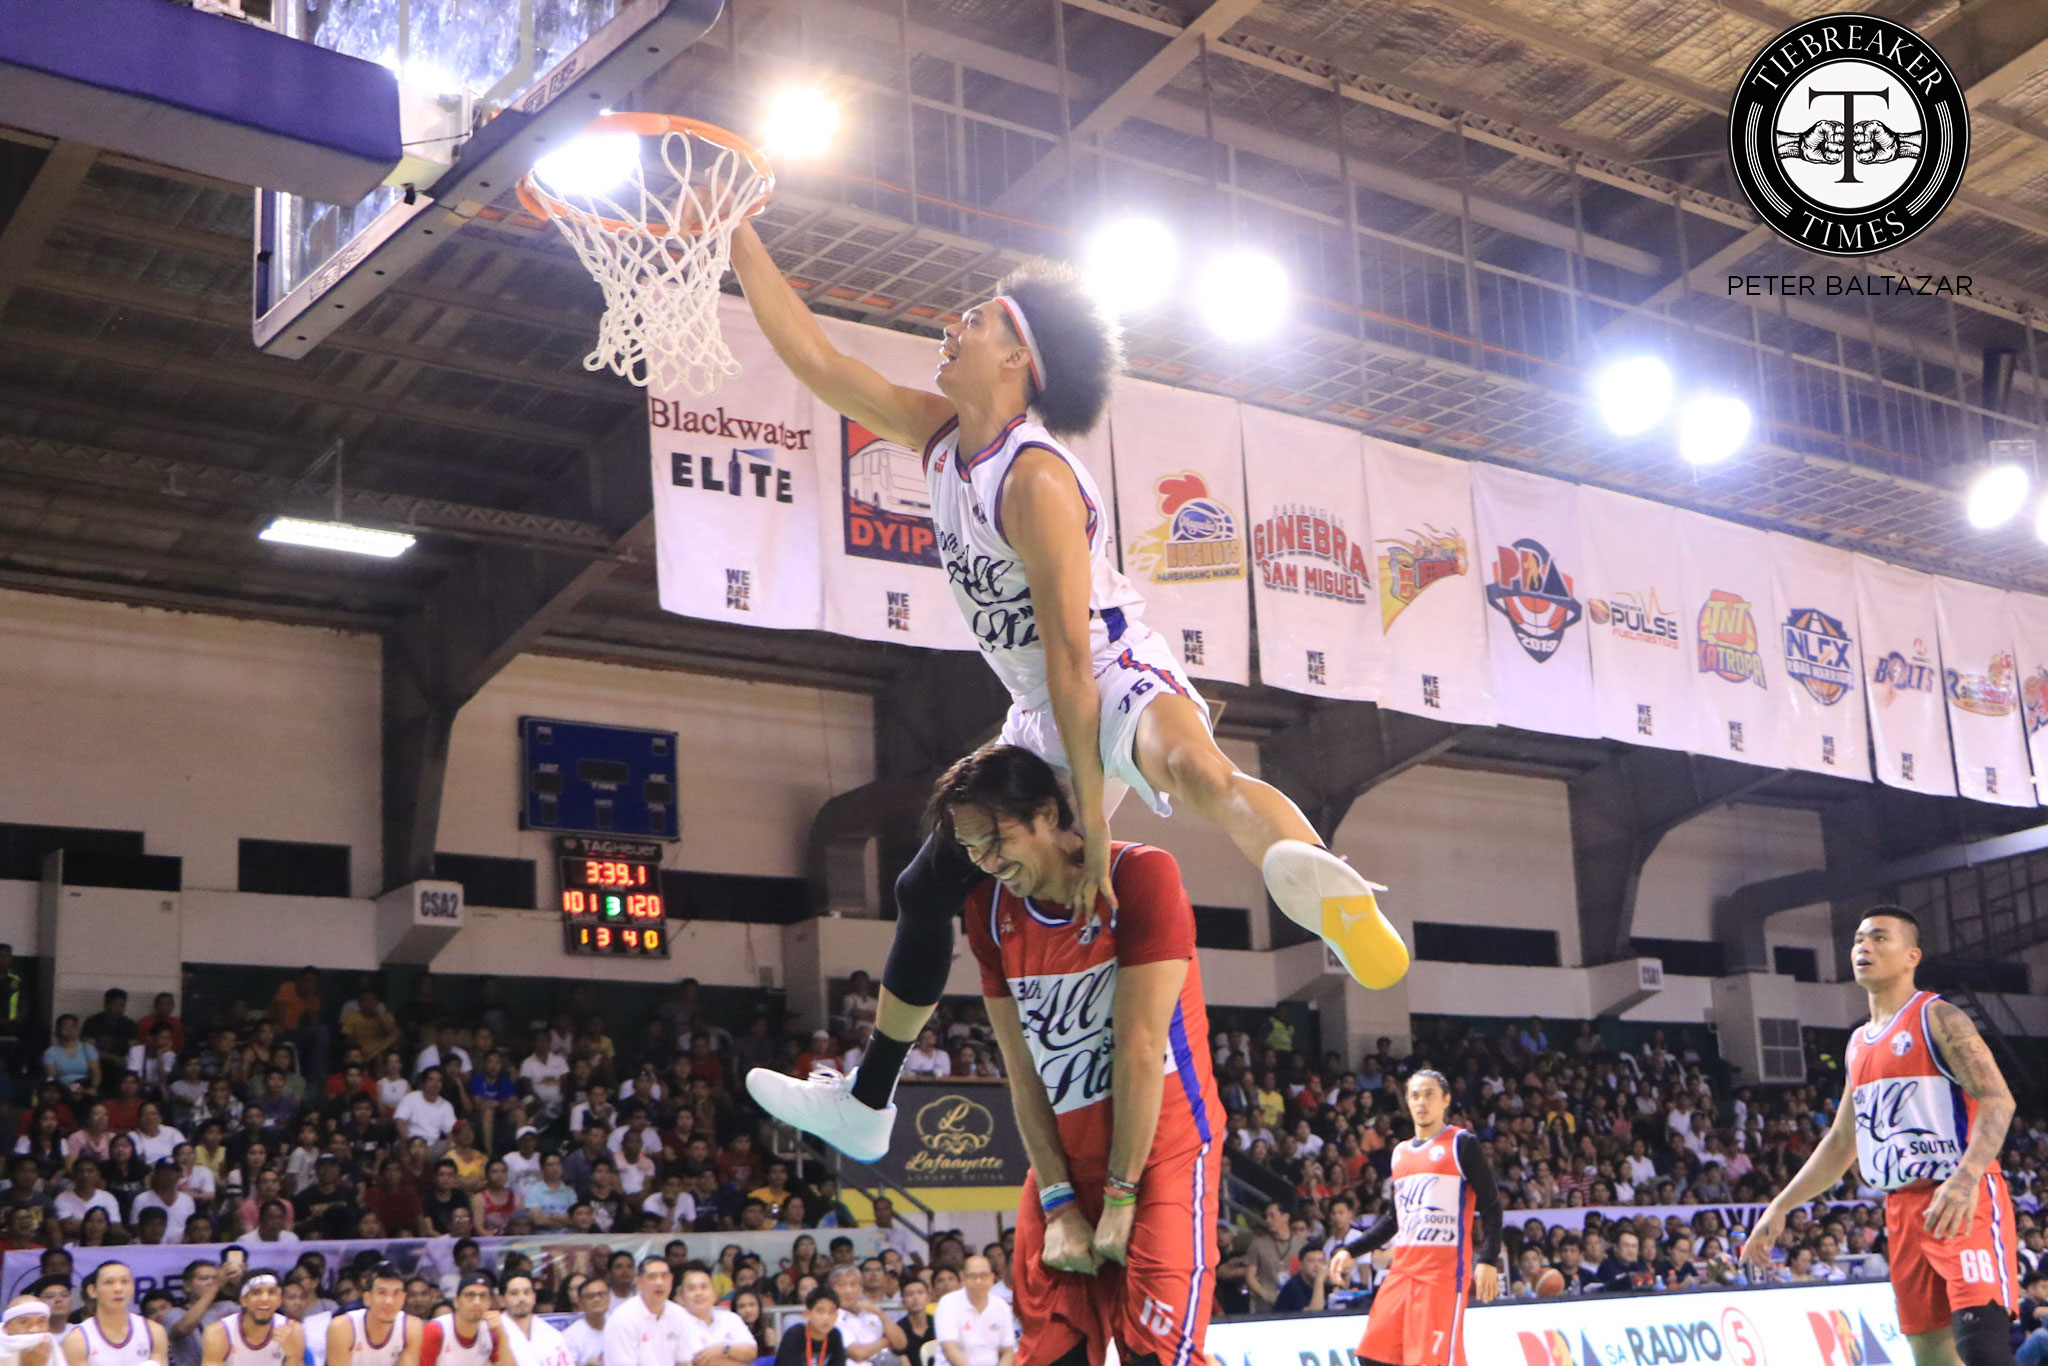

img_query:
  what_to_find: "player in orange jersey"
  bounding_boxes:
[1329,1071,1501,1366]
[1744,907,2019,1366]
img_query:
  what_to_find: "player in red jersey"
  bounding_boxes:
[1744,907,2019,1366]
[931,743,1222,1366]
[1328,1071,1501,1366]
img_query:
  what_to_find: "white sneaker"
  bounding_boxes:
[1262,839,1410,990]
[746,1065,898,1163]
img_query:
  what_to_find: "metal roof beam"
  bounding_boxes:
[0,141,96,317]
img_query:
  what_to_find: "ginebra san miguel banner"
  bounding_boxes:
[651,308,2048,799]
[1204,1281,1906,1366]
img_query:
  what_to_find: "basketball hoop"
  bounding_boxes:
[518,113,774,395]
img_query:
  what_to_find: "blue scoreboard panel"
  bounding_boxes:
[520,717,679,840]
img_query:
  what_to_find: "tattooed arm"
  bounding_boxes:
[1923,999,2016,1240]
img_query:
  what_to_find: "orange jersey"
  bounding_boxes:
[1845,990,1992,1193]
[1386,1127,1479,1286]
[965,842,1219,1176]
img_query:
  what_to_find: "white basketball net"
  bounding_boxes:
[523,125,773,395]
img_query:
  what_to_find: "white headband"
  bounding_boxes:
[992,296,1045,394]
[244,1274,280,1290]
[2,1302,49,1325]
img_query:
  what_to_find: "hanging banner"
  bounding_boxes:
[1678,511,1787,768]
[814,316,974,651]
[1240,406,1381,699]
[1854,555,1955,796]
[1933,577,2034,807]
[1470,463,1595,736]
[1578,488,1695,752]
[1108,379,1251,685]
[1766,534,1873,782]
[2009,592,2048,804]
[1360,438,1494,724]
[651,304,823,630]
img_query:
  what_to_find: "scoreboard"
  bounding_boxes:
[557,836,668,957]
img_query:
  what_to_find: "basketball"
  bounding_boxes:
[1534,1268,1567,1300]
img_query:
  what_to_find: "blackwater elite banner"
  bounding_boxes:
[1241,405,1381,700]
[862,1081,1030,1190]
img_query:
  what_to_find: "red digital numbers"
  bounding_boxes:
[562,853,667,955]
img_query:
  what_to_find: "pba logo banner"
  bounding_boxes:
[1484,538,1583,663]
[1783,607,1856,705]
[1944,651,2019,716]
[1588,590,1682,647]
[1871,637,1938,705]
[1129,472,1245,583]
[1378,524,1467,626]
[1697,590,1767,686]
[841,418,938,567]
[1250,504,1370,604]
[1727,15,1970,256]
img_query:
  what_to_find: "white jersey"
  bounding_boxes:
[339,1311,410,1366]
[925,414,1146,708]
[419,1317,494,1366]
[556,1321,604,1366]
[501,1320,572,1366]
[222,1316,290,1366]
[73,1316,154,1366]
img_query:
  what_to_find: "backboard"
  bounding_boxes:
[252,0,722,357]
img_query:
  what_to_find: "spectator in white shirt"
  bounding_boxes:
[128,1025,178,1091]
[558,1278,610,1366]
[519,1031,569,1118]
[393,1068,458,1143]
[826,1267,887,1366]
[934,1260,1015,1366]
[504,1127,545,1195]
[132,1158,197,1241]
[675,1264,759,1366]
[130,1103,185,1166]
[642,1173,697,1233]
[604,1259,690,1366]
[903,1029,950,1080]
[870,1198,921,1261]
[375,1052,411,1115]
[840,973,879,1033]
[54,1158,120,1237]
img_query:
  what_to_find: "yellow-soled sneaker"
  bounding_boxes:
[1261,839,1410,989]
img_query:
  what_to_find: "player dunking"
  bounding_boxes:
[935,743,1221,1366]
[200,1274,303,1366]
[1329,1072,1501,1366]
[729,221,1407,1162]
[1744,908,2019,1366]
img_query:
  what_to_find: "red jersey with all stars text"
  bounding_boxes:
[965,842,1220,1177]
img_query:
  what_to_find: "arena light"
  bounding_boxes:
[1677,393,1752,467]
[1198,248,1289,342]
[1082,217,1178,316]
[1594,356,1674,437]
[531,130,643,197]
[259,517,416,559]
[761,86,841,161]
[1967,463,2031,530]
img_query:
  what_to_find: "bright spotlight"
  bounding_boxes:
[1595,356,1674,437]
[259,518,415,559]
[1677,394,1752,466]
[762,86,841,161]
[1198,248,1288,342]
[531,131,643,197]
[1967,464,2031,530]
[1083,217,1178,316]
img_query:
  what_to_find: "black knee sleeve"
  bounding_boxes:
[1953,1305,2018,1366]
[1043,1346,1093,1366]
[882,830,984,1007]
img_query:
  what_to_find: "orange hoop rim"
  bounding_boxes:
[516,112,775,237]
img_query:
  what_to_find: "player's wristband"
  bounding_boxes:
[1105,1172,1140,1196]
[1103,1187,1137,1209]
[1039,1182,1076,1214]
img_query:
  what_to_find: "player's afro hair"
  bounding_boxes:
[995,260,1123,438]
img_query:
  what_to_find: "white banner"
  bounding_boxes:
[1579,488,1695,752]
[1854,555,1955,796]
[2009,592,2048,803]
[812,316,974,651]
[1361,438,1494,724]
[1109,379,1251,684]
[1766,534,1872,782]
[1204,1281,1905,1366]
[1470,464,1596,736]
[651,306,823,630]
[1241,407,1381,699]
[1678,512,1787,768]
[1933,577,2035,807]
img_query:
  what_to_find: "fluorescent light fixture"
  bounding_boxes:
[1677,393,1752,466]
[1967,463,2030,530]
[761,86,841,161]
[1198,248,1289,342]
[1083,217,1178,316]
[259,517,416,558]
[532,131,644,198]
[1594,356,1674,437]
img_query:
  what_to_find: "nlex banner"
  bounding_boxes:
[1205,1280,1904,1366]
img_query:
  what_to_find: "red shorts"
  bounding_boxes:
[1884,1171,2020,1335]
[1358,1272,1466,1366]
[1013,1143,1219,1366]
